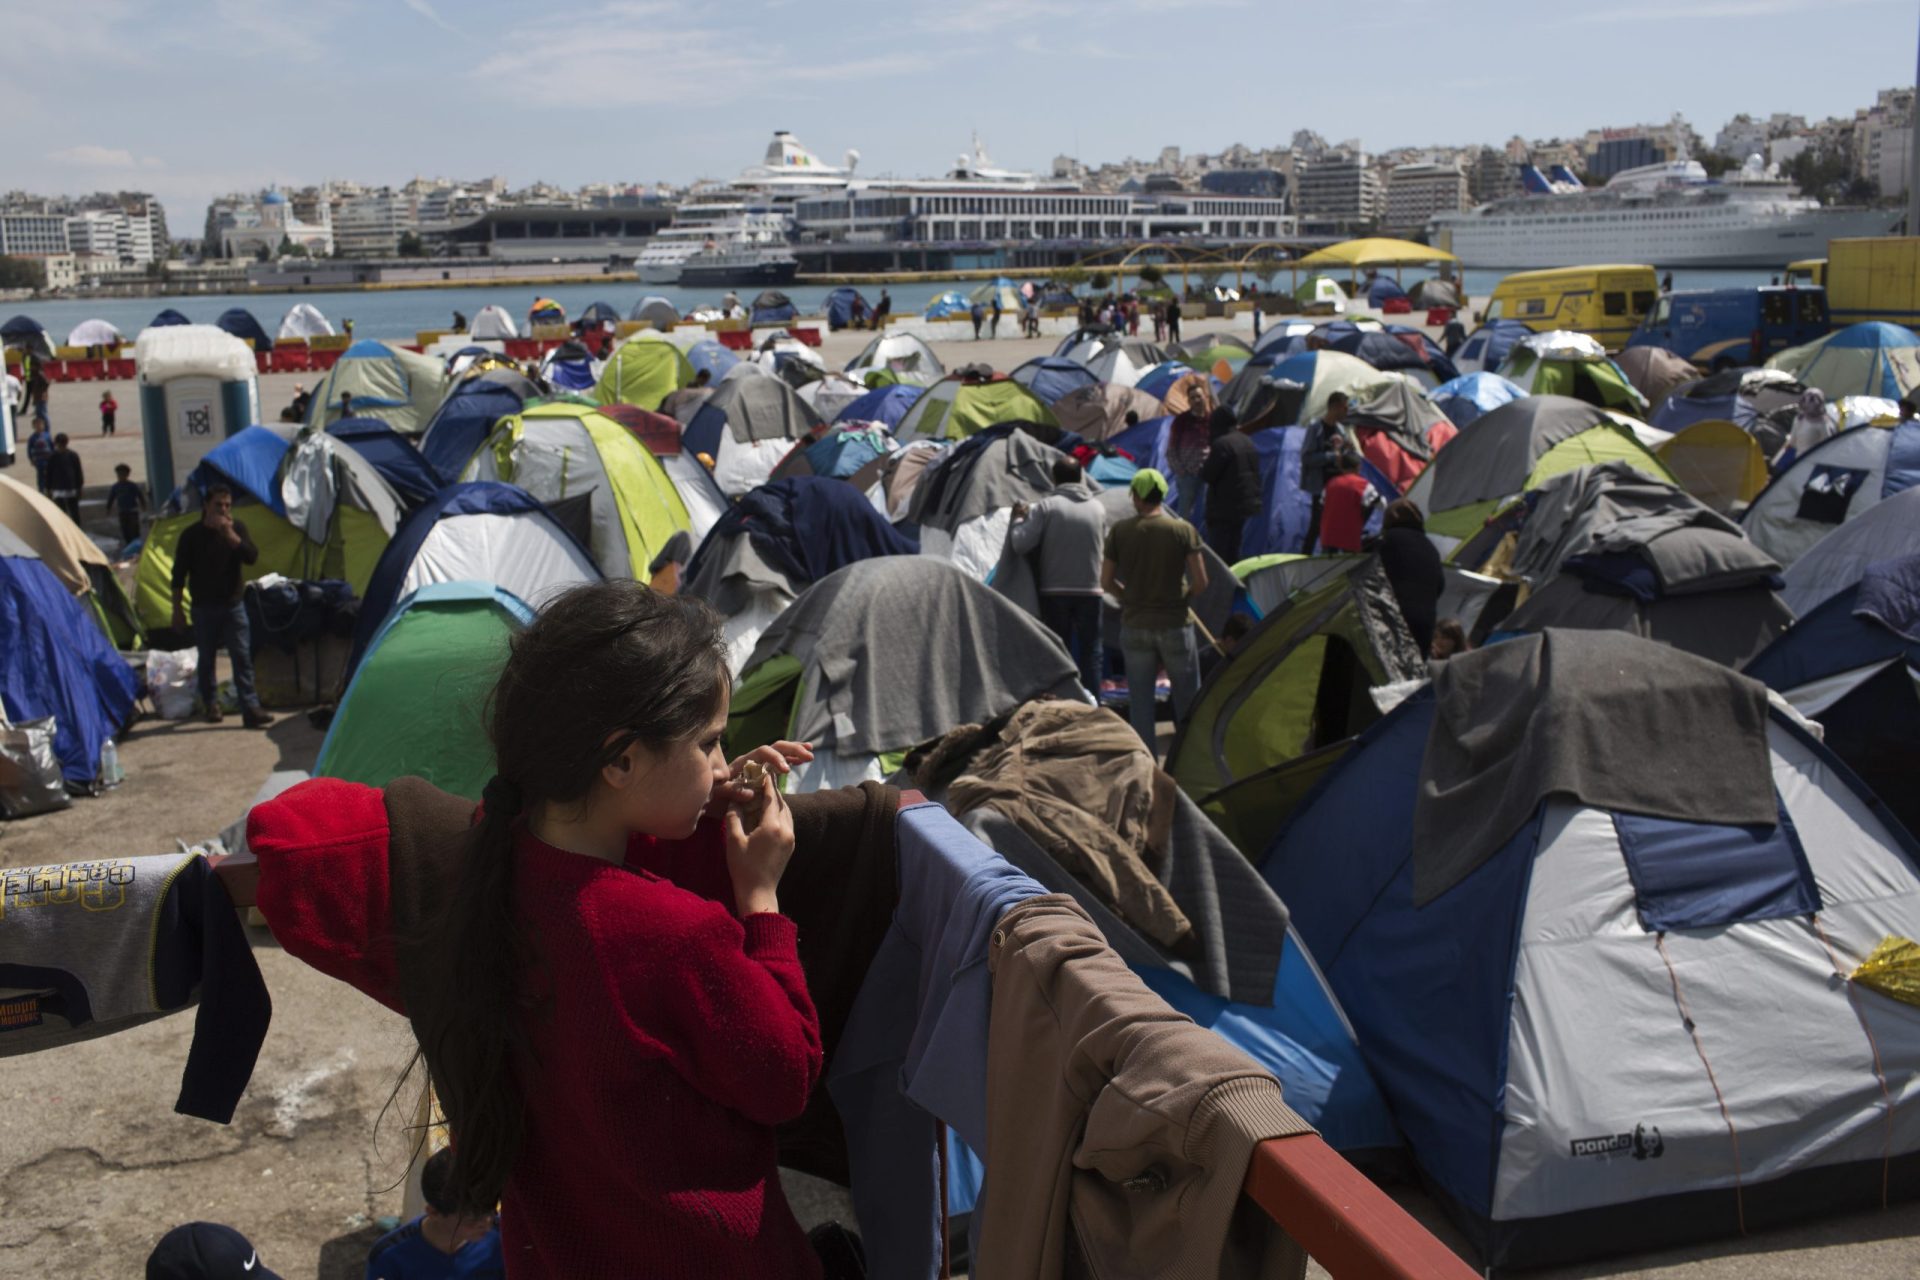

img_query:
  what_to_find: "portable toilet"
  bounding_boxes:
[136,325,259,498]
[1,378,13,465]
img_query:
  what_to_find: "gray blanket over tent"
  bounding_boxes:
[1413,628,1777,905]
[742,557,1085,757]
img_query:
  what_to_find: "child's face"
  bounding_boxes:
[612,690,731,838]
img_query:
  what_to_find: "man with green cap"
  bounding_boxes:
[1101,467,1209,756]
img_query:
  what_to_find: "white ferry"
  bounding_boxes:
[635,131,855,285]
[1430,156,1900,269]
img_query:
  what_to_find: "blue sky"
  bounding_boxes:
[1,0,1914,229]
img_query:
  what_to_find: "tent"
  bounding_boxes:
[795,372,868,423]
[526,297,566,328]
[1407,277,1463,309]
[1009,356,1101,406]
[749,290,796,327]
[629,296,680,330]
[317,582,532,802]
[1290,237,1459,271]
[1231,553,1366,619]
[1311,323,1453,389]
[1452,319,1534,375]
[1404,395,1676,544]
[728,557,1084,790]
[1053,325,1117,364]
[1133,360,1207,402]
[345,482,601,678]
[968,277,1022,311]
[1741,418,1920,569]
[769,423,896,485]
[147,308,192,329]
[540,339,598,393]
[1292,275,1348,315]
[1,316,52,362]
[683,337,739,382]
[1747,557,1920,834]
[907,425,1064,577]
[1777,484,1920,616]
[134,426,402,634]
[1767,321,1920,401]
[65,319,122,348]
[419,368,538,484]
[1650,367,1804,455]
[1050,382,1165,441]
[1165,556,1430,857]
[1473,462,1792,668]
[460,402,691,580]
[1221,349,1387,426]
[922,290,972,320]
[1169,333,1254,380]
[1615,346,1698,407]
[468,305,518,341]
[325,417,444,508]
[1429,371,1526,429]
[277,303,333,341]
[893,376,1056,444]
[845,331,944,384]
[214,307,273,353]
[305,340,450,435]
[832,382,922,431]
[0,525,137,787]
[682,476,919,673]
[595,338,694,412]
[1346,377,1457,496]
[1083,339,1169,388]
[1654,419,1769,513]
[681,376,823,498]
[1264,629,1920,1269]
[0,473,141,646]
[1365,275,1407,308]
[594,404,728,544]
[1496,331,1648,414]
[824,287,870,331]
[577,301,621,332]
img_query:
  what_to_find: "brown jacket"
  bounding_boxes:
[979,896,1313,1280]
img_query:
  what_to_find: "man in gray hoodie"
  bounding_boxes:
[1009,458,1109,695]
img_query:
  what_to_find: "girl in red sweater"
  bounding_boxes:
[248,582,825,1278]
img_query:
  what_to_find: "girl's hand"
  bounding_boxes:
[724,772,793,916]
[708,741,815,814]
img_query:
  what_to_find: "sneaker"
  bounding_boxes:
[203,706,224,725]
[242,707,273,730]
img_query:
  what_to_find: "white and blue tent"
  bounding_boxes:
[1742,419,1920,569]
[1264,628,1920,1270]
[1009,356,1099,406]
[1430,371,1526,429]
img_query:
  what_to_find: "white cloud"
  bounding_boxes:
[48,145,139,168]
[402,0,455,32]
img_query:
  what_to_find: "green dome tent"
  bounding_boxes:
[595,339,695,412]
[305,339,450,435]
[892,376,1057,443]
[1496,331,1648,415]
[461,402,691,579]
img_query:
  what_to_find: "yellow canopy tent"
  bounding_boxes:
[1290,238,1461,293]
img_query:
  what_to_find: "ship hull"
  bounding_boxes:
[635,261,687,285]
[1433,205,1901,270]
[676,258,799,288]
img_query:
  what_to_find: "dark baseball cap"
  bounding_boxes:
[147,1223,283,1280]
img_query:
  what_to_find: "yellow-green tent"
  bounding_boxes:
[892,377,1058,443]
[595,339,695,412]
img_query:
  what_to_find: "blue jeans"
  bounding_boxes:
[1120,624,1200,758]
[1039,593,1103,696]
[194,600,258,712]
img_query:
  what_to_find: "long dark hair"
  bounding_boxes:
[411,580,728,1212]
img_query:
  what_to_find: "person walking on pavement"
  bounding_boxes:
[1102,469,1208,758]
[99,390,118,436]
[26,420,53,494]
[105,463,146,547]
[170,485,272,728]
[1300,390,1356,551]
[44,433,84,521]
[1197,407,1261,564]
[1008,458,1109,696]
[990,292,1003,338]
[1165,296,1183,345]
[971,299,986,340]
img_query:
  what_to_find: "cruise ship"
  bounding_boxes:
[635,131,854,284]
[1429,156,1900,269]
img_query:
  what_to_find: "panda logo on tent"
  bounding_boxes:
[1796,464,1868,525]
[1631,1123,1664,1161]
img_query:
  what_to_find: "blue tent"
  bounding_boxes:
[148,308,192,328]
[685,476,918,590]
[542,340,597,393]
[832,383,922,431]
[1456,319,1534,374]
[327,418,443,508]
[1009,356,1100,407]
[750,291,797,327]
[0,528,136,786]
[418,375,535,484]
[1133,360,1209,402]
[179,425,291,512]
[1746,558,1920,836]
[1775,321,1920,400]
[924,290,972,320]
[787,426,895,480]
[824,287,869,331]
[683,338,740,382]
[1261,631,1920,1269]
[346,482,600,677]
[1384,324,1463,383]
[1430,371,1527,428]
[0,315,44,342]
[215,307,274,353]
[1365,275,1407,307]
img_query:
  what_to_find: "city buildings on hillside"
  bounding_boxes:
[1385,162,1469,234]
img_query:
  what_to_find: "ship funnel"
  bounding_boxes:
[845,149,860,172]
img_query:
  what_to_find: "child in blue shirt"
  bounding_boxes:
[365,1148,503,1279]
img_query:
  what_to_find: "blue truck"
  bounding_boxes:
[1625,286,1829,368]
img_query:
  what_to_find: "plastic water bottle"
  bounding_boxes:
[99,738,124,788]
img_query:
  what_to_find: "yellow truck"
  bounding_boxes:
[1481,265,1659,350]
[1784,237,1920,327]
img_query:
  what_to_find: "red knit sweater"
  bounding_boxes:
[247,779,825,1279]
